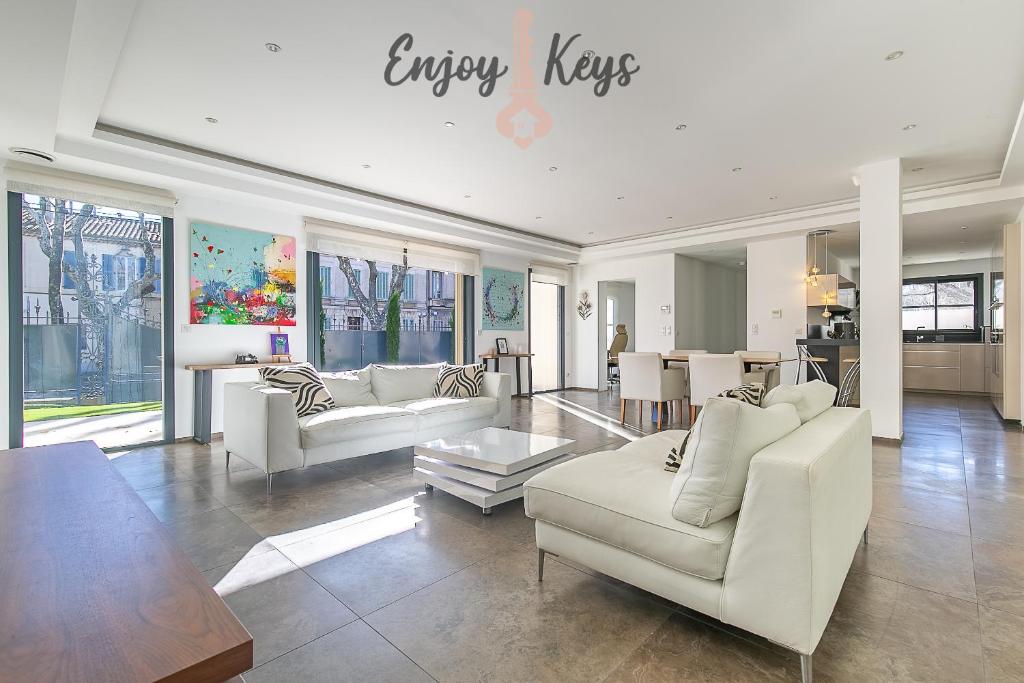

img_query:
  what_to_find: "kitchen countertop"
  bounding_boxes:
[797,338,859,345]
[903,341,986,345]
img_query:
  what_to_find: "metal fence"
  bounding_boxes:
[323,329,454,370]
[23,311,161,405]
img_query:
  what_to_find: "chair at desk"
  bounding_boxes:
[607,324,629,385]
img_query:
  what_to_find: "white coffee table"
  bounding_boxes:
[413,427,576,514]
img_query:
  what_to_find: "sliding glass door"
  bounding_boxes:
[9,193,173,450]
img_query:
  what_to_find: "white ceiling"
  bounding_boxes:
[813,197,1024,267]
[94,0,1024,246]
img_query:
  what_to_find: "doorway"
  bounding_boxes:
[529,277,564,392]
[8,192,174,450]
[598,280,635,388]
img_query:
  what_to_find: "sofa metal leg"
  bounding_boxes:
[800,653,813,683]
[863,525,869,545]
[482,506,492,516]
[225,451,230,470]
[266,473,273,495]
[538,549,546,581]
[424,483,434,493]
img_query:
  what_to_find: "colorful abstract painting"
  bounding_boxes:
[189,222,297,325]
[481,267,525,330]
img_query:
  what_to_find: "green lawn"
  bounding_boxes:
[24,401,162,423]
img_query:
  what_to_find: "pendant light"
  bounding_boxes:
[821,230,833,318]
[806,233,820,286]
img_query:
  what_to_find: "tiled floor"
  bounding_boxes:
[110,390,1024,682]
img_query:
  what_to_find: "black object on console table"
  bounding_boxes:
[797,338,859,389]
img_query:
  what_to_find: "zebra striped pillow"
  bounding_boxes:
[258,362,337,418]
[664,382,767,473]
[433,363,484,398]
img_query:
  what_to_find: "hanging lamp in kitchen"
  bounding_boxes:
[819,230,835,318]
[806,232,821,286]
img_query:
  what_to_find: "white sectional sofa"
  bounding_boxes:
[524,403,871,683]
[223,364,511,491]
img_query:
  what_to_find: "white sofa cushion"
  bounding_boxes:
[321,366,377,407]
[370,364,444,404]
[524,432,737,580]
[670,398,800,527]
[761,379,837,423]
[298,405,417,449]
[390,396,498,430]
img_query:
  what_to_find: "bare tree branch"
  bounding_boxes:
[117,212,159,309]
[334,254,409,330]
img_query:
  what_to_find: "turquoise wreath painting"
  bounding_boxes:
[481,267,525,331]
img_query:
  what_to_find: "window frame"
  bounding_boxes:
[901,273,983,333]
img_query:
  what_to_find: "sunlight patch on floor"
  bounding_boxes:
[534,394,641,441]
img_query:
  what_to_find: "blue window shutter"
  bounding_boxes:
[101,254,114,290]
[404,273,414,300]
[62,251,77,289]
[154,257,162,294]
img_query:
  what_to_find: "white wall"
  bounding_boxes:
[746,234,807,385]
[574,254,676,389]
[604,281,636,351]
[674,255,746,353]
[173,195,308,438]
[902,258,994,325]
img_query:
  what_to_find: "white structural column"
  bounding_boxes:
[858,159,903,439]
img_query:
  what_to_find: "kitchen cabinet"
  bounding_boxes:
[902,343,987,394]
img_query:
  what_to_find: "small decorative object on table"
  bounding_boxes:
[235,353,259,365]
[496,337,510,355]
[270,332,291,363]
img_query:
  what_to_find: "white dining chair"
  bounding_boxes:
[667,349,708,403]
[617,352,687,430]
[688,353,745,424]
[734,350,782,391]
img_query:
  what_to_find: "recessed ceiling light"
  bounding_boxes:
[769,195,778,200]
[463,194,471,198]
[961,225,968,230]
[960,240,966,244]
[902,123,917,131]
[666,216,673,220]
[548,166,558,172]
[265,42,282,53]
[616,196,625,200]
[535,216,542,219]
[885,50,904,61]
[586,231,595,236]
[443,121,455,128]
[959,251,966,254]
[361,163,371,169]
[204,117,218,124]
[8,147,54,162]
[675,123,687,131]
[731,167,743,172]
[910,166,924,172]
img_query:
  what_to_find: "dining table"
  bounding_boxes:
[658,352,828,370]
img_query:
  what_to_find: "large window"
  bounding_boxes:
[902,274,981,331]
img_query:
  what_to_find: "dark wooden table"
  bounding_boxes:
[480,352,534,396]
[0,442,253,682]
[186,361,294,443]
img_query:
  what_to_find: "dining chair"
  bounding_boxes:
[667,349,708,403]
[687,353,745,424]
[617,352,687,430]
[734,350,782,391]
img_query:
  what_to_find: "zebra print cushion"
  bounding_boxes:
[433,363,484,398]
[258,362,337,418]
[664,382,767,473]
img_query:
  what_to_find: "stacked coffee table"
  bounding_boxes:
[413,427,576,514]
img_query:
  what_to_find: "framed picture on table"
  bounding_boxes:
[496,337,509,355]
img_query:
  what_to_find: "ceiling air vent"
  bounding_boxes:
[9,147,55,163]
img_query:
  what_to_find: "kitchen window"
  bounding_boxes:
[902,274,982,332]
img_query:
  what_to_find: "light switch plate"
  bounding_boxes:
[771,309,783,319]
[751,322,759,335]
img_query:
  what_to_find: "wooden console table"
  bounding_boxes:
[186,362,293,444]
[479,352,534,397]
[0,442,252,681]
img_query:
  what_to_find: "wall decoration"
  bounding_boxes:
[481,267,525,330]
[270,332,291,361]
[496,337,509,355]
[189,222,297,325]
[577,290,593,319]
